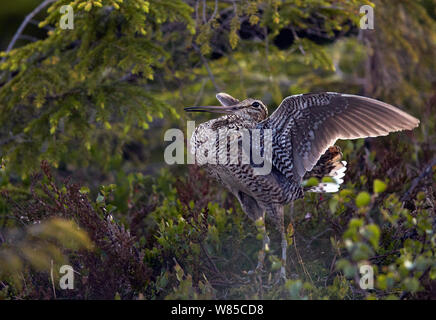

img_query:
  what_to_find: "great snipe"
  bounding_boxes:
[185,92,420,280]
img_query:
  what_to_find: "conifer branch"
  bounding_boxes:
[3,0,55,59]
[193,43,221,92]
[208,0,219,23]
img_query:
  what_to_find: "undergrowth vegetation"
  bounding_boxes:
[0,0,435,299]
[1,143,435,299]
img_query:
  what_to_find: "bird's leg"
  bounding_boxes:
[255,215,269,272]
[256,231,270,272]
[276,204,287,282]
[280,231,287,280]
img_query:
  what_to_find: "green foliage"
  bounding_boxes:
[0,0,435,300]
[374,179,387,194]
[0,218,92,290]
[0,0,194,174]
[355,191,371,208]
[0,0,375,176]
[336,184,436,299]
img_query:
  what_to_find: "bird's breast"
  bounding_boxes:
[190,116,257,166]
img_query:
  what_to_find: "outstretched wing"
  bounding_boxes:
[258,92,420,182]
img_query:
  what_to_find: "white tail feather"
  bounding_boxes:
[307,161,347,193]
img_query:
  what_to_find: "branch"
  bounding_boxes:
[2,0,55,60]
[208,0,219,23]
[195,0,199,28]
[0,133,28,146]
[29,19,55,31]
[401,156,436,202]
[18,35,39,42]
[202,0,207,23]
[193,43,221,92]
[291,27,306,55]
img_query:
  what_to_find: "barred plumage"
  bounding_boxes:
[185,92,420,280]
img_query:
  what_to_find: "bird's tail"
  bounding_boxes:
[303,146,347,193]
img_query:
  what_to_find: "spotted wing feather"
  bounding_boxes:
[259,92,420,182]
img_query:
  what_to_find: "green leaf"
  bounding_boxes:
[351,243,373,261]
[403,278,420,293]
[336,259,357,278]
[356,192,371,208]
[96,193,104,203]
[349,218,364,229]
[304,177,319,187]
[339,189,353,199]
[416,191,426,201]
[322,176,335,183]
[373,179,387,193]
[362,224,380,249]
[329,197,338,214]
[85,3,93,11]
[79,186,90,194]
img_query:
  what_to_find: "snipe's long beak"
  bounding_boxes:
[184,105,240,114]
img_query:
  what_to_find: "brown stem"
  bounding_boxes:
[2,0,56,61]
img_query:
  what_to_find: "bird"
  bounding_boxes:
[184,92,420,280]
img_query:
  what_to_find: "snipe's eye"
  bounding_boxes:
[252,102,260,108]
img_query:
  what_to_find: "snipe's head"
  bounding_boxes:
[185,92,268,123]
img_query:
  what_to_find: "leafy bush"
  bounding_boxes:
[0,0,435,300]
